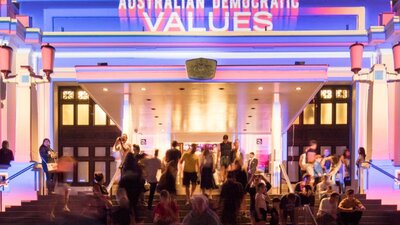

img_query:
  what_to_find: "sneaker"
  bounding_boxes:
[62,206,71,212]
[49,212,55,221]
[185,201,190,206]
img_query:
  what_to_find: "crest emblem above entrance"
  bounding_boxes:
[185,58,217,80]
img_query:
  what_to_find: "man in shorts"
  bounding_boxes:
[217,134,232,183]
[180,143,199,205]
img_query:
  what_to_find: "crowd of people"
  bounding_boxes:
[0,135,369,225]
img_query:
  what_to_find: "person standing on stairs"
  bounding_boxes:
[180,143,200,205]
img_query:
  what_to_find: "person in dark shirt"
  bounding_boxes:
[119,152,145,222]
[39,138,56,193]
[217,134,232,183]
[0,140,14,166]
[295,174,315,208]
[165,140,182,170]
[280,193,301,225]
[219,171,244,225]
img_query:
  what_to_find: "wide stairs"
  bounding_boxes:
[0,192,399,225]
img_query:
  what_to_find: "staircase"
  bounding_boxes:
[0,192,399,225]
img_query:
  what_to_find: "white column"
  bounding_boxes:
[352,82,369,193]
[366,65,390,161]
[391,82,400,165]
[271,93,282,193]
[13,48,33,162]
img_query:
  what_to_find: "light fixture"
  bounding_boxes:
[392,42,400,73]
[1,43,56,81]
[0,44,15,79]
[141,87,146,91]
[296,87,302,91]
[22,43,56,81]
[253,98,259,101]
[251,107,256,110]
[246,123,250,125]
[103,88,108,92]
[151,108,156,110]
[349,42,364,74]
[219,87,224,90]
[258,87,263,90]
[146,98,151,101]
[158,123,162,125]
[179,88,185,90]
[154,116,159,118]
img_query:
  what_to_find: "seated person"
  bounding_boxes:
[317,192,340,225]
[182,195,221,225]
[0,140,14,167]
[269,198,280,225]
[279,193,301,225]
[338,189,366,225]
[317,175,335,199]
[154,190,179,225]
[295,174,315,207]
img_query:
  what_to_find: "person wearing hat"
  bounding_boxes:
[217,134,232,183]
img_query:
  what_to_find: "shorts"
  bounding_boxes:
[220,156,230,168]
[183,172,197,186]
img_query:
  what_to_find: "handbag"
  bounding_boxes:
[47,162,58,172]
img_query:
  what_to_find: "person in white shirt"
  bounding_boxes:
[317,192,340,225]
[143,149,162,210]
[317,174,335,199]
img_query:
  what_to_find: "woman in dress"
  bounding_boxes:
[200,146,215,199]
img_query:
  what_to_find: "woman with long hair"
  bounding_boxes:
[200,146,215,199]
[39,138,57,193]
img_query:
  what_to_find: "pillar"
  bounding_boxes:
[366,64,390,161]
[271,93,282,193]
[13,48,34,162]
[352,81,369,193]
[391,82,400,165]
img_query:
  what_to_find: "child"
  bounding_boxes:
[255,183,268,225]
[92,172,113,223]
[269,198,280,225]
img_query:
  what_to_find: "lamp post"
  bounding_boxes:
[0,43,56,82]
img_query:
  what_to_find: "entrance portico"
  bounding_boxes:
[77,64,328,192]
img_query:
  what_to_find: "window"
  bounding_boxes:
[94,104,107,125]
[293,116,300,125]
[63,147,74,156]
[77,161,89,183]
[95,147,106,157]
[303,104,315,124]
[336,89,349,99]
[320,103,333,125]
[78,147,89,157]
[77,90,89,100]
[77,104,89,125]
[62,104,74,125]
[336,103,348,124]
[320,89,332,99]
[62,90,74,100]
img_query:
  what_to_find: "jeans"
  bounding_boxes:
[147,182,158,210]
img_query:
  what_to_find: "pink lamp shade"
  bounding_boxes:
[41,43,55,79]
[0,45,13,78]
[350,42,364,74]
[392,43,400,73]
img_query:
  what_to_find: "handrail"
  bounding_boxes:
[304,204,319,225]
[366,161,400,184]
[280,163,294,193]
[0,163,38,188]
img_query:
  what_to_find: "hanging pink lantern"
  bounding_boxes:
[392,43,400,73]
[0,44,13,78]
[350,42,364,74]
[41,43,55,80]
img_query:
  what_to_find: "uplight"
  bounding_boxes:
[103,88,108,92]
[296,87,302,91]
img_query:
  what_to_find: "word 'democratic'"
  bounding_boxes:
[118,0,300,32]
